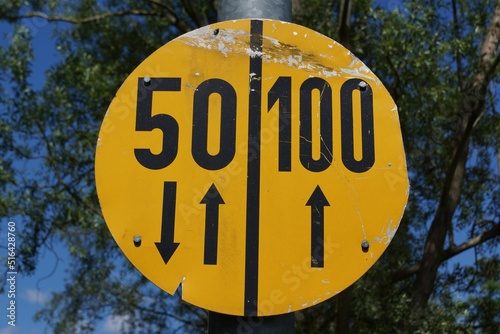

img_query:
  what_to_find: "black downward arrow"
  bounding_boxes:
[201,184,224,265]
[155,181,180,264]
[306,186,330,268]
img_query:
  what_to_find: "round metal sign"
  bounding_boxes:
[95,19,409,316]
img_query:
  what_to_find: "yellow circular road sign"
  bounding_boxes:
[95,19,409,316]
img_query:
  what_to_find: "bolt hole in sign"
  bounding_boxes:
[95,19,409,317]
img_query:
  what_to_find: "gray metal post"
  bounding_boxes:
[218,0,292,22]
[208,1,295,333]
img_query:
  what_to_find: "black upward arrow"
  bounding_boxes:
[306,186,330,268]
[200,184,224,265]
[155,182,180,264]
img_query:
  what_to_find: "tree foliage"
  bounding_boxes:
[0,0,499,333]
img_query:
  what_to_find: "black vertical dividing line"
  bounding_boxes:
[244,19,263,317]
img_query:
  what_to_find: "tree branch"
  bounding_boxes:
[393,223,500,282]
[385,53,402,103]
[1,4,193,34]
[2,9,159,24]
[33,121,102,218]
[144,0,192,33]
[134,304,203,327]
[181,0,203,27]
[443,222,500,259]
[338,0,353,47]
[484,49,500,86]
[452,0,464,91]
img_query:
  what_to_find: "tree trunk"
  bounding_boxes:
[292,0,302,16]
[335,285,353,334]
[410,0,500,324]
[339,0,354,48]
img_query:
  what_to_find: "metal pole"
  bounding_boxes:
[208,1,295,333]
[209,312,294,334]
[218,0,292,22]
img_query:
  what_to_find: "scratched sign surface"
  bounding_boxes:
[95,19,409,316]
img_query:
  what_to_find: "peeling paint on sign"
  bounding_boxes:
[374,220,399,245]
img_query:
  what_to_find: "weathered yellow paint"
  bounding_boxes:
[95,19,409,316]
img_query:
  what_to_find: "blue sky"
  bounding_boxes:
[0,17,126,334]
[0,18,63,334]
